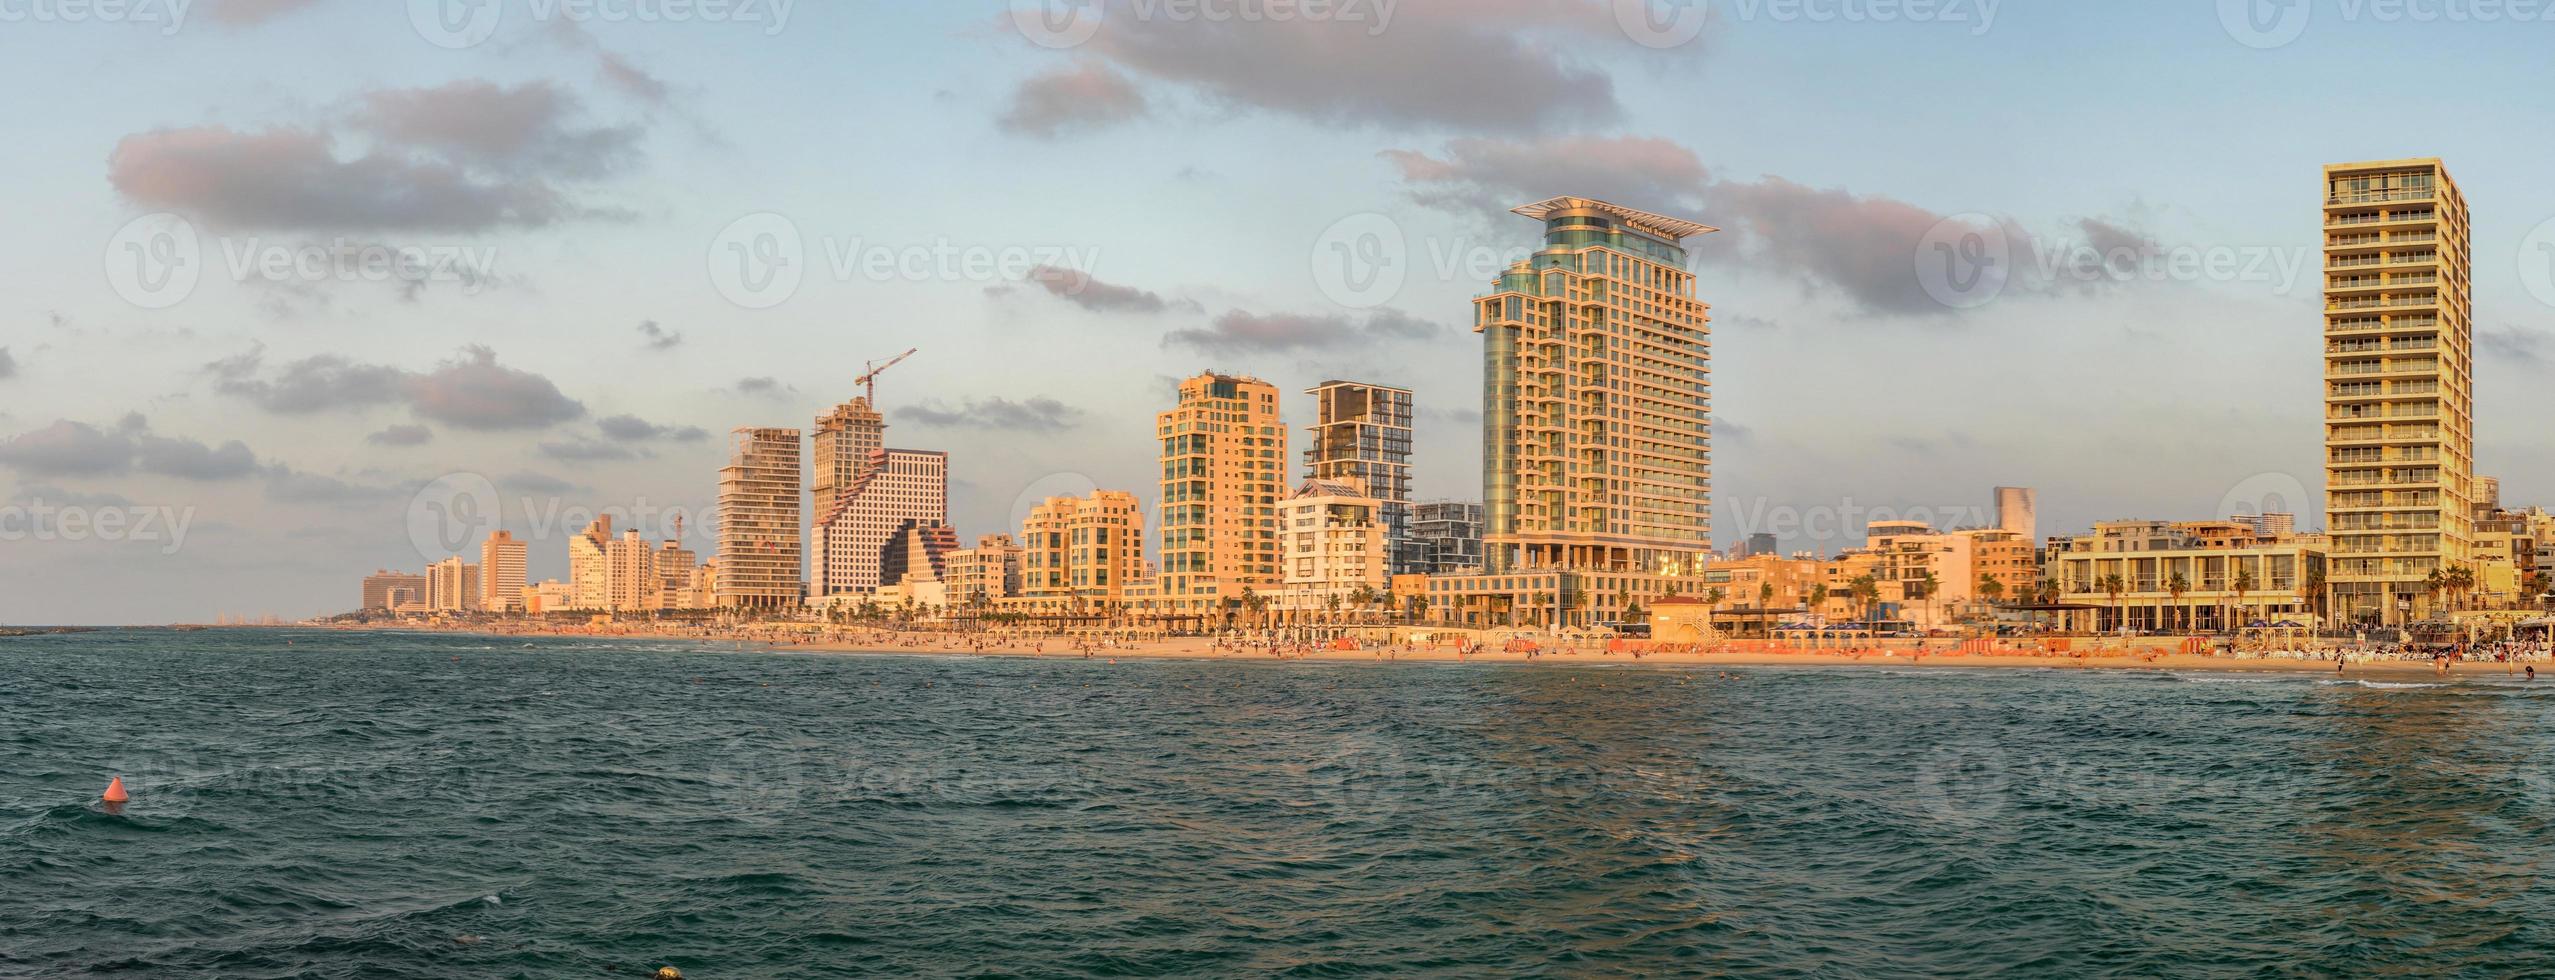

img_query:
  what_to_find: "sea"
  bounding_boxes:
[6,629,2555,978]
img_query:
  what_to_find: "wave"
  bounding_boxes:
[2317,679,2446,689]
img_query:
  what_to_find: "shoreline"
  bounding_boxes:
[323,622,2547,680]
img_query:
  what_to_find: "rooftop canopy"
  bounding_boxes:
[1511,196,1718,241]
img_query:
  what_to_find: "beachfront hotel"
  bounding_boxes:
[1156,373,1286,622]
[1424,197,1717,629]
[2046,520,2327,632]
[715,427,805,610]
[2322,158,2476,625]
[1261,478,1394,626]
[1014,490,1148,617]
[1303,381,1416,574]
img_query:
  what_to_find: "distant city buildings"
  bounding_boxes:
[1744,532,1779,559]
[479,531,526,613]
[945,534,1023,610]
[1157,373,1285,621]
[715,427,804,610]
[1994,487,2036,545]
[808,395,886,598]
[812,448,948,599]
[1265,478,1392,624]
[2322,157,2474,625]
[425,556,480,613]
[361,570,426,611]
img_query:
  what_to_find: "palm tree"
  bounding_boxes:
[2447,563,2476,611]
[1979,573,2005,606]
[2039,577,2062,605]
[1324,592,1344,625]
[1533,591,1556,628]
[2304,564,2328,626]
[2099,574,2126,633]
[1808,583,1830,621]
[1704,587,1727,634]
[1405,594,1427,624]
[1758,580,1775,610]
[2166,572,2191,633]
[2422,568,2446,619]
[2231,568,2255,629]
[1849,575,1879,625]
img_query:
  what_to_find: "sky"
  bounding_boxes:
[5,0,2555,625]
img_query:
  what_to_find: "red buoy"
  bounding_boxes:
[102,777,130,804]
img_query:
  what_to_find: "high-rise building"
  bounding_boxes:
[1993,487,2037,546]
[479,530,526,613]
[812,448,948,598]
[1266,478,1391,624]
[655,539,698,610]
[605,529,660,612]
[716,427,804,610]
[1304,380,1415,574]
[808,396,886,597]
[2322,158,2474,625]
[1157,373,1285,621]
[880,519,960,589]
[426,557,480,613]
[1020,490,1147,612]
[2238,513,2297,538]
[1745,532,1779,559]
[569,515,614,610]
[1409,502,1485,574]
[361,570,427,611]
[1479,197,1713,575]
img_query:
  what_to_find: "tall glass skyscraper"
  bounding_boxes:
[1303,380,1415,574]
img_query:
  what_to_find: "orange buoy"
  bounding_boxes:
[102,777,129,804]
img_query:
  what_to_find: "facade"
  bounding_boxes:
[569,515,613,610]
[880,520,960,590]
[604,529,659,612]
[808,397,885,598]
[945,534,1023,610]
[654,540,697,610]
[1018,490,1147,615]
[425,557,480,613]
[2323,158,2475,625]
[2049,520,2328,631]
[360,570,426,611]
[1156,373,1285,620]
[1994,487,2037,544]
[1744,532,1779,559]
[715,427,804,610]
[813,448,949,599]
[1409,501,1485,573]
[478,531,527,613]
[524,580,573,615]
[1266,479,1392,625]
[2237,513,2298,538]
[1478,197,1713,575]
[1304,380,1416,574]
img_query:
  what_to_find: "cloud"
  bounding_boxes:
[208,346,584,430]
[408,346,586,430]
[366,424,434,447]
[1387,136,2111,317]
[1009,264,1195,313]
[501,471,584,495]
[895,397,1086,433]
[998,61,1149,138]
[735,376,795,398]
[2480,325,2550,365]
[0,347,15,380]
[537,436,646,462]
[1003,0,1629,136]
[636,320,683,350]
[202,0,321,26]
[1164,309,1444,354]
[1714,416,1753,444]
[109,80,640,233]
[595,414,710,442]
[0,415,259,480]
[596,50,672,105]
[7,485,136,508]
[263,465,401,504]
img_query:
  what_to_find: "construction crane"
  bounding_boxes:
[854,347,918,405]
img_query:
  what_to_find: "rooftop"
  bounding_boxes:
[1511,196,1718,241]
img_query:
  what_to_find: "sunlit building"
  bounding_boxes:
[715,427,804,610]
[1157,373,1285,623]
[1304,380,1416,574]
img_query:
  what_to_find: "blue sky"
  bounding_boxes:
[4,0,2554,623]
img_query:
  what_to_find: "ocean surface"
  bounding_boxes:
[8,630,2555,978]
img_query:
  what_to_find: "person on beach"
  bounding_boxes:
[2529,666,2537,682]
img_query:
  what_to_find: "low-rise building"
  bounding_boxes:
[2046,520,2327,631]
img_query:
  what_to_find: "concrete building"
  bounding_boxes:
[1157,373,1285,622]
[1018,490,1147,617]
[880,520,959,591]
[2048,520,2328,631]
[426,557,480,613]
[2323,158,2475,625]
[479,531,526,613]
[655,539,697,610]
[715,427,804,611]
[808,396,884,598]
[945,534,1023,611]
[524,579,573,615]
[1994,487,2037,544]
[1427,197,1716,629]
[1744,532,1779,559]
[360,570,427,611]
[1266,479,1392,625]
[1409,501,1485,574]
[604,529,659,612]
[2237,513,2298,538]
[812,448,948,599]
[1304,380,1416,574]
[569,515,613,611]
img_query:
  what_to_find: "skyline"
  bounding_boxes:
[10,3,2555,623]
